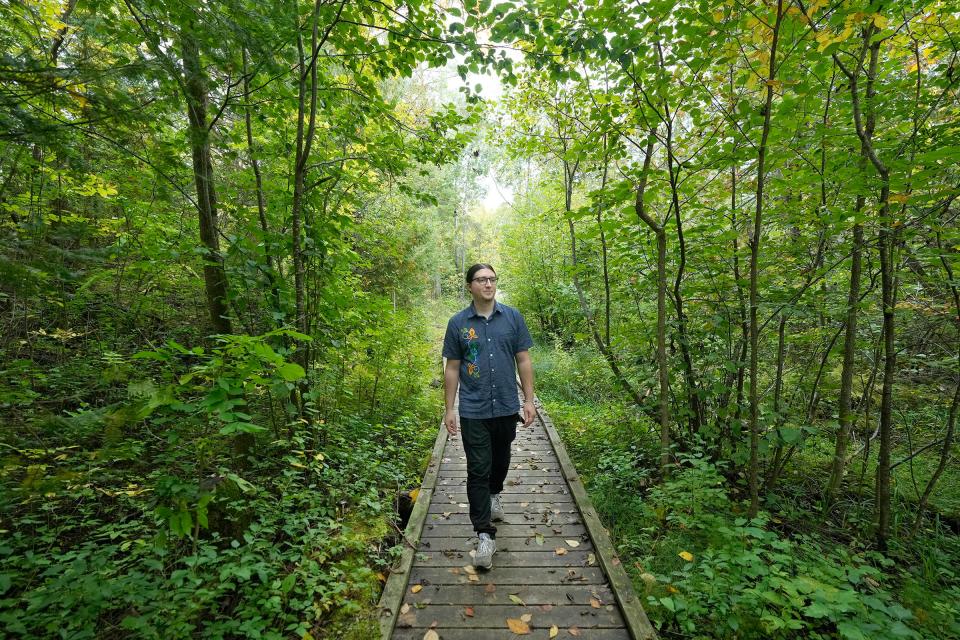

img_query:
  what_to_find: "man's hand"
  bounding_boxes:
[522,400,536,426]
[445,409,459,435]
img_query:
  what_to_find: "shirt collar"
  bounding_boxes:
[468,301,503,318]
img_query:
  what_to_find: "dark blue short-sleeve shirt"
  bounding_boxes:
[442,301,533,419]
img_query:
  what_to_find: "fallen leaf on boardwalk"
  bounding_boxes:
[468,574,480,582]
[540,604,554,612]
[568,626,581,636]
[550,624,559,638]
[463,565,477,575]
[565,539,580,548]
[587,553,596,566]
[520,613,532,622]
[520,502,529,507]
[400,603,410,614]
[535,533,545,546]
[485,583,497,594]
[410,585,423,594]
[509,594,526,606]
[449,567,461,575]
[507,618,531,634]
[590,598,601,609]
[423,631,439,640]
[555,547,568,556]
[464,606,474,617]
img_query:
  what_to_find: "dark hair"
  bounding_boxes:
[466,263,496,283]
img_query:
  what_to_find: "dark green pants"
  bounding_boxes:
[460,415,518,538]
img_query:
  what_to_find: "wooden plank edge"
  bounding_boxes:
[534,399,659,640]
[378,421,449,640]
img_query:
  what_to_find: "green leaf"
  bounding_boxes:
[276,362,306,381]
[219,422,267,435]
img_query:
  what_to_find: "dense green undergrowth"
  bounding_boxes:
[0,304,446,639]
[536,344,960,640]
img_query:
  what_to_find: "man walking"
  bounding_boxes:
[442,263,535,570]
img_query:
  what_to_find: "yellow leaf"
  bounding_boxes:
[506,618,531,634]
[555,547,568,556]
[410,584,423,594]
[679,551,695,562]
[565,539,580,548]
[888,194,909,204]
[408,488,419,502]
[423,631,440,640]
[550,625,559,638]
[837,24,854,43]
[509,594,526,606]
[873,13,888,28]
[590,598,602,608]
[520,613,532,622]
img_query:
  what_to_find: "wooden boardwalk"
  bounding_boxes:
[378,401,657,639]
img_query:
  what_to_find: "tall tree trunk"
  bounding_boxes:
[597,137,611,348]
[182,33,232,334]
[635,136,670,474]
[242,49,282,321]
[824,217,865,509]
[291,0,344,379]
[655,42,703,435]
[748,0,784,518]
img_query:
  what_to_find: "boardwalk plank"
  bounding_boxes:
[422,523,589,538]
[403,583,615,605]
[393,629,632,639]
[416,549,596,568]
[409,566,609,586]
[395,604,624,628]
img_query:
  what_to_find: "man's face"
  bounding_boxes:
[468,268,497,303]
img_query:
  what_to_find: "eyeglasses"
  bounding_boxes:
[472,276,498,285]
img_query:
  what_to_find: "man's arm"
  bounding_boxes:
[516,350,535,426]
[444,358,461,435]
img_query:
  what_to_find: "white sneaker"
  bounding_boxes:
[491,493,505,522]
[475,533,495,569]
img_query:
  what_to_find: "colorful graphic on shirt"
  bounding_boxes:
[461,326,481,378]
